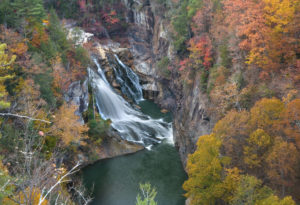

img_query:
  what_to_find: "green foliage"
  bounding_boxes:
[48,10,70,54]
[0,0,15,27]
[11,0,46,28]
[230,175,273,205]
[256,195,296,205]
[0,157,13,203]
[44,0,79,19]
[171,0,190,52]
[219,43,232,68]
[75,46,90,67]
[0,124,19,153]
[155,0,169,4]
[257,84,275,98]
[234,72,245,90]
[42,136,58,159]
[200,70,209,92]
[34,72,56,107]
[85,92,110,143]
[40,40,58,61]
[186,0,204,18]
[136,183,158,205]
[157,57,170,77]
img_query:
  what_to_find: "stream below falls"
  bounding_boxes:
[82,57,187,205]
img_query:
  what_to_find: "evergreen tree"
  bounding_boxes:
[12,0,46,23]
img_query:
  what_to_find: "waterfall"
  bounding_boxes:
[111,54,143,103]
[88,58,172,147]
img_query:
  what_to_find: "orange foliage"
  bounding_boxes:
[282,99,300,148]
[52,56,72,92]
[223,0,299,71]
[180,34,213,71]
[52,103,88,145]
[31,27,49,48]
[0,26,28,56]
[266,137,299,194]
[102,10,120,26]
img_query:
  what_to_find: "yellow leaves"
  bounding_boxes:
[243,129,272,168]
[10,42,28,56]
[214,110,250,138]
[52,103,88,145]
[248,129,271,147]
[249,98,285,133]
[183,134,229,205]
[0,42,16,109]
[282,99,300,148]
[282,89,298,104]
[265,137,299,188]
[256,195,296,205]
[4,187,48,205]
[263,0,297,32]
[221,167,241,203]
[0,43,16,70]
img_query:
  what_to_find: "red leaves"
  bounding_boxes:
[178,34,213,72]
[189,35,213,69]
[78,0,87,12]
[179,59,189,71]
[102,10,120,26]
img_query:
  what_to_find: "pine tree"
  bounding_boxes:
[11,0,46,28]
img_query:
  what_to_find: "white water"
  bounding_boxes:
[88,58,173,147]
[111,54,143,103]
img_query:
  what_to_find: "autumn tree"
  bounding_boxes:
[256,195,296,205]
[223,0,299,70]
[52,103,88,145]
[220,167,242,203]
[282,99,300,148]
[230,175,274,205]
[265,138,299,197]
[243,129,272,169]
[213,110,250,167]
[183,134,230,205]
[249,98,285,135]
[0,43,16,109]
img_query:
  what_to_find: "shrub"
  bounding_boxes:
[74,46,90,67]
[34,72,56,107]
[219,43,232,68]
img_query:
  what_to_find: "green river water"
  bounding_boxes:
[82,100,187,205]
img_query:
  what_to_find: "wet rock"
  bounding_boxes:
[64,79,89,123]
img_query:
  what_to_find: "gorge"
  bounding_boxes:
[0,0,299,204]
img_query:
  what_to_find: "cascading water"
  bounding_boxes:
[110,54,143,103]
[88,57,172,148]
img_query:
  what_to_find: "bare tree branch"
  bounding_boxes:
[38,162,81,205]
[0,113,51,123]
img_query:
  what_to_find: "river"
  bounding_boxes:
[82,57,187,205]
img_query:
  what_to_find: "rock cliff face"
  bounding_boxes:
[67,0,214,166]
[120,0,213,165]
